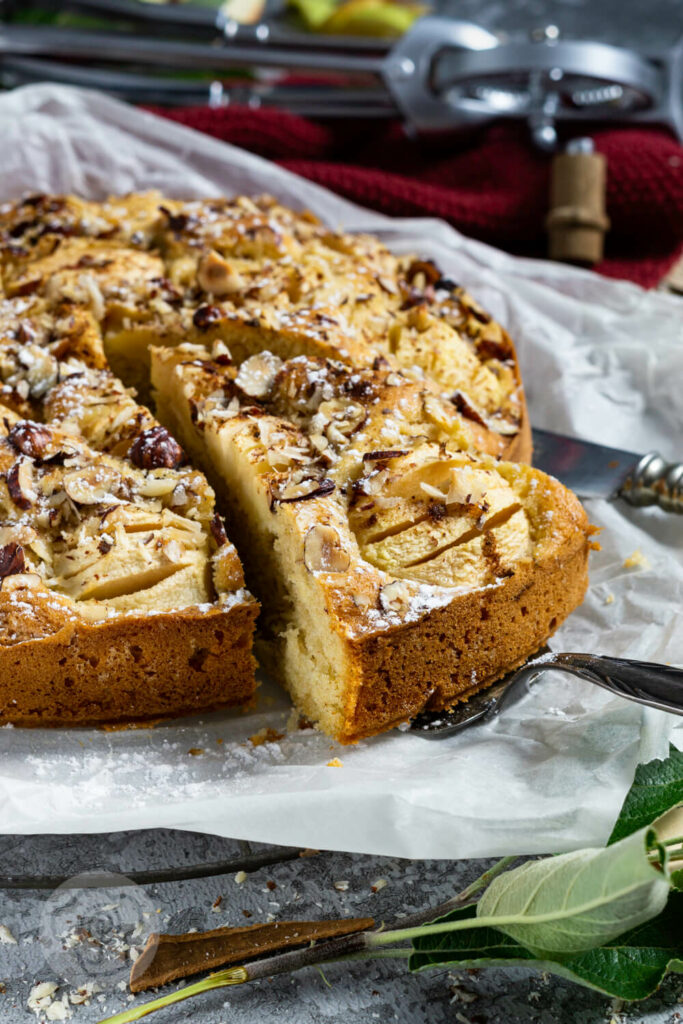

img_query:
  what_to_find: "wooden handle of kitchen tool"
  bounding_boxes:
[546,141,610,265]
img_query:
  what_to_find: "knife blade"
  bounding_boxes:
[531,428,683,512]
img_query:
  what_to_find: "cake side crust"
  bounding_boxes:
[336,535,589,742]
[0,583,258,727]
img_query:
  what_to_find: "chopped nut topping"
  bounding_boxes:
[7,458,37,508]
[275,477,335,504]
[63,465,122,505]
[197,250,245,296]
[451,390,488,427]
[210,512,228,547]
[0,542,25,579]
[362,449,409,462]
[129,426,184,471]
[235,352,283,399]
[405,258,441,285]
[304,524,350,574]
[8,420,52,459]
[379,579,412,615]
[193,304,225,331]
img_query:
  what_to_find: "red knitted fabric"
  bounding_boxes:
[155,105,683,288]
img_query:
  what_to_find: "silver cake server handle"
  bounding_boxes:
[620,452,683,513]
[409,649,683,738]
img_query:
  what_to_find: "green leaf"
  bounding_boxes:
[474,827,671,957]
[609,745,683,844]
[411,892,683,1001]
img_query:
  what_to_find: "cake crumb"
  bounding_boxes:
[234,871,248,884]
[0,925,17,945]
[187,748,204,756]
[212,896,223,911]
[604,593,615,605]
[249,728,284,747]
[370,879,387,893]
[623,549,650,570]
[333,880,349,892]
[326,758,343,767]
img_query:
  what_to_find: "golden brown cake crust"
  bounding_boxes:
[0,582,258,727]
[339,494,589,741]
[0,350,258,729]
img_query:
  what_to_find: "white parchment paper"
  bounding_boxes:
[0,85,681,857]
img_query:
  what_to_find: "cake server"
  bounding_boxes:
[409,647,683,738]
[532,427,683,513]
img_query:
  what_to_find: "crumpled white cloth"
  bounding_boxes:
[0,85,681,857]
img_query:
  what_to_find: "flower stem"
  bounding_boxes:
[97,968,248,1024]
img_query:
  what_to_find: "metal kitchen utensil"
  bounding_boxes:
[410,647,683,738]
[532,427,683,513]
[0,11,681,146]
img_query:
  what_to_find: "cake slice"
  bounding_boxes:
[0,408,258,726]
[151,344,592,743]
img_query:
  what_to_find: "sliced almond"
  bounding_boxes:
[304,524,350,573]
[137,477,178,498]
[315,399,366,444]
[377,275,398,296]
[7,458,37,509]
[162,539,184,564]
[486,415,520,436]
[63,465,122,505]
[274,477,335,504]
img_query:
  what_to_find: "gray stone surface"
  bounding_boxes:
[1,831,682,1023]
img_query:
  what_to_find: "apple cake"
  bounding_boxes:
[0,190,592,738]
[151,344,591,743]
[0,375,258,727]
